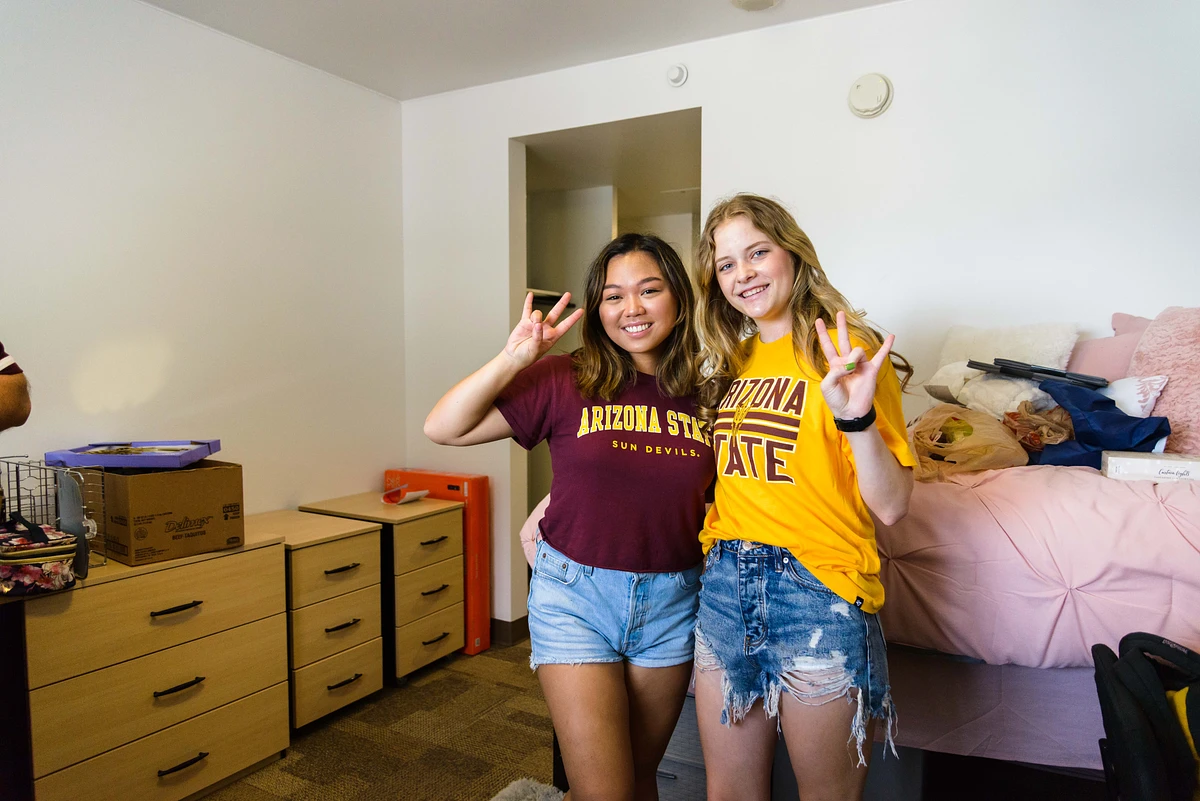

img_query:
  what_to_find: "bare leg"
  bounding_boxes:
[624,661,694,801]
[693,665,776,801]
[779,686,876,801]
[539,663,634,801]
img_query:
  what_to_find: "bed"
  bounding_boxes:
[874,305,1200,771]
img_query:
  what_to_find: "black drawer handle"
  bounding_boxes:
[153,676,206,698]
[325,618,361,633]
[158,751,209,778]
[422,631,450,646]
[324,562,361,575]
[656,770,678,780]
[327,673,363,691]
[420,583,450,597]
[150,600,203,618]
[419,535,449,546]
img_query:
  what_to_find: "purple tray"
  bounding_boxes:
[44,440,220,469]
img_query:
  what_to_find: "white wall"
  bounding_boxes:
[619,213,698,278]
[403,0,1200,622]
[526,186,617,512]
[0,0,406,512]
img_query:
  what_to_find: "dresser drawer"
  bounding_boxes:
[289,584,381,669]
[288,531,380,609]
[392,509,462,574]
[34,682,289,801]
[394,555,463,627]
[25,544,284,689]
[290,637,383,728]
[30,613,286,778]
[395,602,464,677]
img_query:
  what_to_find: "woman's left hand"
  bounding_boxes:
[815,311,895,421]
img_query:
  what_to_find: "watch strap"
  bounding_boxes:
[833,406,877,433]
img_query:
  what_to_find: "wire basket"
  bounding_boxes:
[0,456,107,568]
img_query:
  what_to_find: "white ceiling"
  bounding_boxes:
[138,0,898,101]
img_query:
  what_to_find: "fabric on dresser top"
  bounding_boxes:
[875,464,1200,669]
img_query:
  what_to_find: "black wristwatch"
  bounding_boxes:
[833,407,877,433]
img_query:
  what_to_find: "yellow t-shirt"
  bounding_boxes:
[700,333,916,613]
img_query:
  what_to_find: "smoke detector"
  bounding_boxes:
[848,73,894,118]
[732,0,780,10]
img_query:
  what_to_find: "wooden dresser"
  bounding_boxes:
[298,494,466,681]
[0,536,289,801]
[245,510,384,727]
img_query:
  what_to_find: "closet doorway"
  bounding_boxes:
[513,107,702,515]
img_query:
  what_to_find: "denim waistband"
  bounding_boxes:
[711,539,790,571]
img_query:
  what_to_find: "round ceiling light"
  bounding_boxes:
[732,0,780,10]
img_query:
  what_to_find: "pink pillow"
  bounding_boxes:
[1065,313,1153,382]
[1128,307,1200,455]
[1112,313,1152,337]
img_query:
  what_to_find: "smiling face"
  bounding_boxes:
[598,250,679,374]
[713,214,796,343]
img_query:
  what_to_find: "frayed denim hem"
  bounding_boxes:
[694,623,898,767]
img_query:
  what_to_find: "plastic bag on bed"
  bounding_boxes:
[1003,400,1075,452]
[909,403,1029,481]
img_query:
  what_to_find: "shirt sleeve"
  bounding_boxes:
[0,342,21,375]
[494,355,567,451]
[873,355,917,468]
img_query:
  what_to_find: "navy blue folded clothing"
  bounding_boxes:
[1029,380,1171,469]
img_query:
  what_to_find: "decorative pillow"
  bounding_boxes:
[1097,376,1168,418]
[923,361,975,405]
[1128,307,1200,455]
[1112,312,1153,338]
[938,322,1079,370]
[956,374,1055,420]
[1066,312,1153,382]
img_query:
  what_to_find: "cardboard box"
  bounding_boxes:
[103,460,244,566]
[1101,451,1200,482]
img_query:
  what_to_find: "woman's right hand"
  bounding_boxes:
[503,292,584,369]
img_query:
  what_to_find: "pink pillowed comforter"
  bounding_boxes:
[876,464,1200,669]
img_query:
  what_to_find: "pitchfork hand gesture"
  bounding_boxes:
[504,292,584,370]
[815,310,895,421]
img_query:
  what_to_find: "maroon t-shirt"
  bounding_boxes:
[496,355,714,572]
[0,341,21,375]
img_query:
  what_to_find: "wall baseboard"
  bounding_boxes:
[490,616,529,647]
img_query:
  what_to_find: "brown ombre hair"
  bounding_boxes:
[695,194,912,424]
[573,233,701,401]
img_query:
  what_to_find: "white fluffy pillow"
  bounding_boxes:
[923,361,977,405]
[1098,376,1169,418]
[938,322,1080,370]
[957,374,1056,420]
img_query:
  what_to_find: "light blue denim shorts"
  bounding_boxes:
[694,540,895,765]
[528,539,703,670]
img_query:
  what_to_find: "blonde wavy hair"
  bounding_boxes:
[695,193,912,424]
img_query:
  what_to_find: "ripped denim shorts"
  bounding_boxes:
[694,540,895,764]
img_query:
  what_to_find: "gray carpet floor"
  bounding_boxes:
[207,639,553,801]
